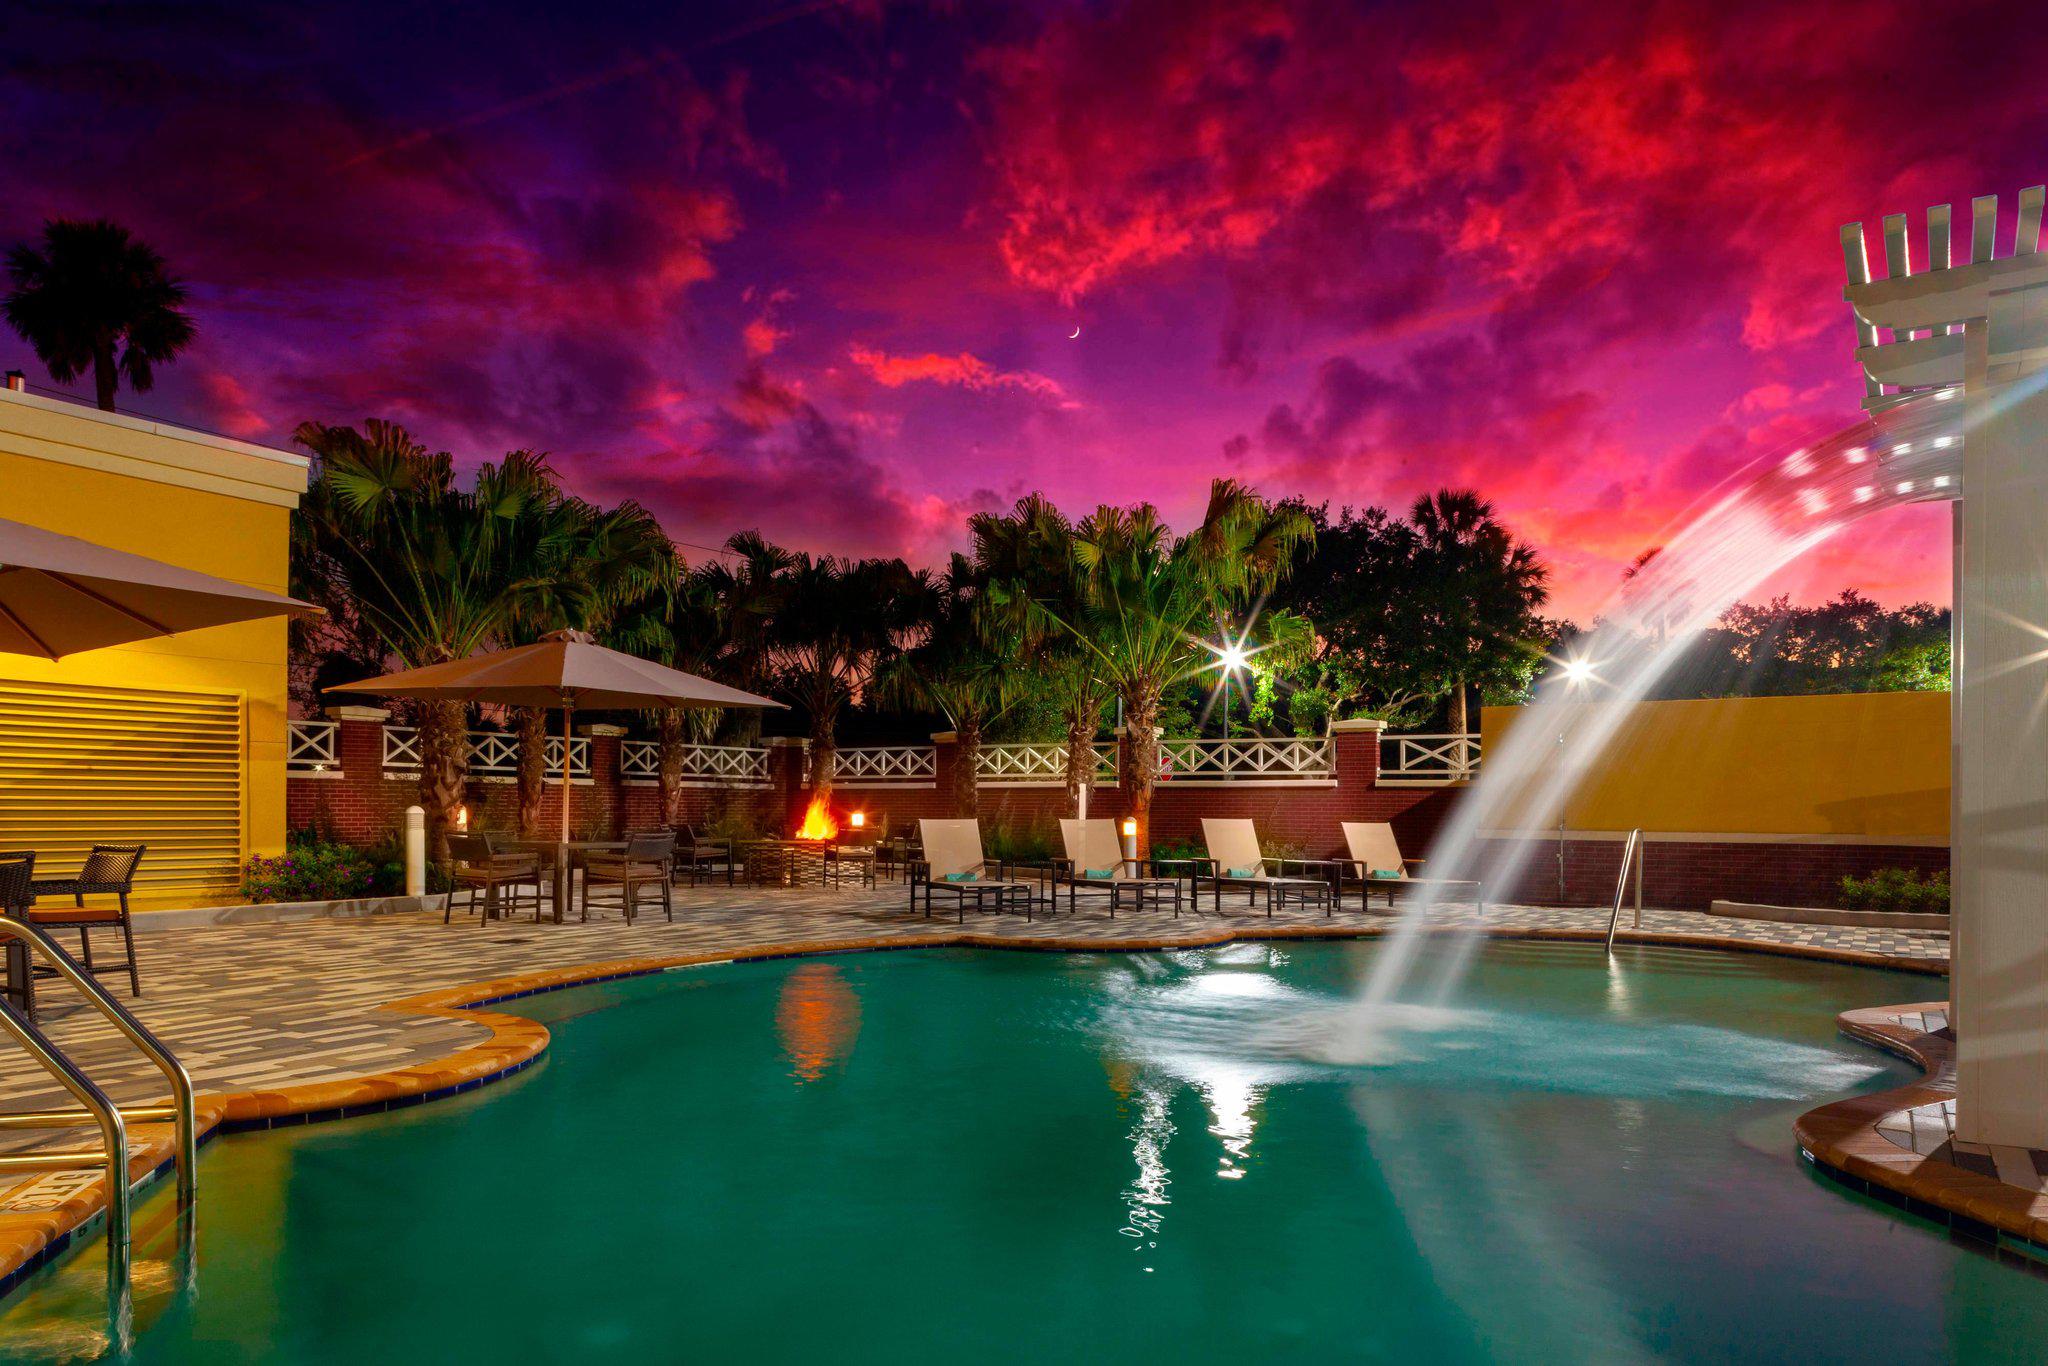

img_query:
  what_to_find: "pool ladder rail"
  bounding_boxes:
[1603,829,1645,953]
[0,918,197,1343]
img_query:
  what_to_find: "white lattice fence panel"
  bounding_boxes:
[620,739,659,780]
[978,742,1119,782]
[1156,736,1333,780]
[287,720,338,772]
[468,731,520,778]
[1378,733,1480,783]
[620,741,770,783]
[382,726,422,769]
[832,746,935,783]
[542,736,591,779]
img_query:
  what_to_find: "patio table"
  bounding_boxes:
[503,838,626,923]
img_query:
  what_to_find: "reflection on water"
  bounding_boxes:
[1196,1065,1261,1179]
[775,963,860,1082]
[1117,1083,1174,1267]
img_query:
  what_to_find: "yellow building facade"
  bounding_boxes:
[0,386,308,906]
[1480,690,1948,843]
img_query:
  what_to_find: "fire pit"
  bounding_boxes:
[744,798,876,888]
[744,838,830,887]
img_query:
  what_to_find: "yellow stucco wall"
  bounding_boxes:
[1480,691,1949,841]
[0,389,307,903]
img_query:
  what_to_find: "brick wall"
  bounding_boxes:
[1473,834,1948,911]
[285,716,1939,908]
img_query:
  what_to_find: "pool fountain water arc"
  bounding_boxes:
[1341,395,1963,1026]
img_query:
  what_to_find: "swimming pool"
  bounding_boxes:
[4,939,2043,1362]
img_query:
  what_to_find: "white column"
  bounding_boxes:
[1955,280,2048,1146]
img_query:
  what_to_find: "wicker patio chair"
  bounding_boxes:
[0,851,34,1017]
[25,843,146,995]
[583,831,676,924]
[674,825,733,886]
[446,834,544,926]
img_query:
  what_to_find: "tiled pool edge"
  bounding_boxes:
[1795,1004,2048,1262]
[0,921,1948,1305]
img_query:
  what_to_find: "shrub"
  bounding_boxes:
[982,815,1054,864]
[1838,867,1948,914]
[240,830,382,904]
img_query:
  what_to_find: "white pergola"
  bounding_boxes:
[1843,185,2048,1148]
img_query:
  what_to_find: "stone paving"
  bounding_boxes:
[0,883,1950,1210]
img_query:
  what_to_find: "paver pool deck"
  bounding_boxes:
[0,884,1977,1295]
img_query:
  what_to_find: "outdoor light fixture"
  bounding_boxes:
[1121,817,1137,837]
[455,805,470,832]
[1208,636,1253,737]
[849,811,865,829]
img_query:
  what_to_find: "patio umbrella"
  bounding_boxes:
[330,629,783,843]
[0,514,319,659]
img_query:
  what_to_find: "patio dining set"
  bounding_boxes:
[0,843,148,1020]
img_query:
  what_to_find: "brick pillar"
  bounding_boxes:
[581,723,627,836]
[325,706,392,843]
[1329,718,1384,813]
[329,705,390,777]
[763,737,809,832]
[930,731,964,815]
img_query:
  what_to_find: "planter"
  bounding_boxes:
[1706,899,1949,933]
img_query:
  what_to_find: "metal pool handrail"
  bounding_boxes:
[0,917,198,1326]
[1604,829,1645,953]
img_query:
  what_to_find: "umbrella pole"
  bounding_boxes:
[560,698,575,845]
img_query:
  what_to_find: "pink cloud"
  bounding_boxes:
[847,345,1068,402]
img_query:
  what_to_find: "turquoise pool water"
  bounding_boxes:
[5,940,2046,1363]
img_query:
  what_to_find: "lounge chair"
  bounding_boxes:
[909,819,1035,922]
[1054,819,1182,916]
[1195,819,1331,917]
[1337,822,1482,912]
[25,842,146,994]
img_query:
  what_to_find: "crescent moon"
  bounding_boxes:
[1068,325,1081,339]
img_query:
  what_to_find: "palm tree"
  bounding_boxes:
[292,420,567,856]
[879,555,1019,816]
[3,219,195,411]
[1407,490,1549,735]
[1021,480,1313,848]
[497,487,678,836]
[972,494,1113,816]
[769,553,927,802]
[622,565,742,823]
[693,531,793,740]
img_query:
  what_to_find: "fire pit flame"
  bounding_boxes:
[794,796,839,841]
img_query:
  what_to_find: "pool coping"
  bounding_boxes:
[1793,1003,2048,1265]
[0,920,1949,1304]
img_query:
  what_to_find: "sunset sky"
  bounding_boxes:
[7,0,2045,620]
